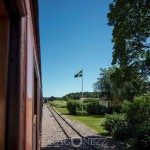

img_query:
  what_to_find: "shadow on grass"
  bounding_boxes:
[98,132,110,137]
[76,111,88,116]
[90,115,105,118]
[60,112,69,115]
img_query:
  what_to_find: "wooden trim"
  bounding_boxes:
[3,0,27,17]
[18,16,27,150]
[25,13,34,150]
[0,0,8,17]
[32,115,37,150]
[6,16,20,150]
[16,0,27,17]
[29,0,42,83]
[0,18,9,150]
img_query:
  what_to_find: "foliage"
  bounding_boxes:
[49,100,67,108]
[107,0,150,100]
[107,105,122,114]
[93,67,116,100]
[86,100,99,115]
[62,92,101,100]
[113,117,130,141]
[85,100,108,115]
[93,66,146,101]
[83,98,98,103]
[108,0,150,73]
[66,100,79,115]
[77,102,87,111]
[94,66,148,101]
[110,67,148,100]
[123,95,150,137]
[62,96,71,101]
[103,113,125,135]
[103,94,150,149]
[97,105,108,115]
[135,121,150,150]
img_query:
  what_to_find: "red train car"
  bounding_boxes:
[0,0,42,150]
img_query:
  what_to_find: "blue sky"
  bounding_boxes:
[39,0,113,97]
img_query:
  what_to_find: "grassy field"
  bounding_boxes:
[48,100,67,108]
[55,107,107,135]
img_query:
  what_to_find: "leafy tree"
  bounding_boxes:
[62,92,100,100]
[110,66,148,100]
[103,93,150,149]
[93,67,116,100]
[107,0,150,100]
[108,0,150,72]
[122,94,150,149]
[94,66,148,100]
[66,100,79,115]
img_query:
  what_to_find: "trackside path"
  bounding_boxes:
[41,104,72,149]
[41,104,124,150]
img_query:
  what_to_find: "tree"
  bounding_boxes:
[62,92,99,100]
[108,0,150,72]
[93,67,116,100]
[110,66,148,100]
[94,67,148,101]
[107,0,150,99]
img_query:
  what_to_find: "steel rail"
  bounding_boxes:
[47,105,98,150]
[47,105,69,139]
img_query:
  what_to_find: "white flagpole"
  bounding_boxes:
[82,69,83,98]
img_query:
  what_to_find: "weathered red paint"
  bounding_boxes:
[0,0,42,150]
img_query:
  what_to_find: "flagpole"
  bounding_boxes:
[82,69,83,98]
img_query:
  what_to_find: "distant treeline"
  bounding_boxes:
[62,92,102,100]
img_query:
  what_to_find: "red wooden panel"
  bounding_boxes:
[0,18,9,150]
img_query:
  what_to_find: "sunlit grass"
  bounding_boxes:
[55,107,107,134]
[48,100,67,108]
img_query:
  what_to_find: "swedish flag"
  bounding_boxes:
[74,70,83,78]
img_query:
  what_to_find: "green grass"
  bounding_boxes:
[55,107,107,135]
[67,115,107,134]
[55,107,69,115]
[48,100,67,108]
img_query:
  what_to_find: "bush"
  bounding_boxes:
[85,99,108,115]
[83,98,98,103]
[103,94,150,148]
[66,100,79,115]
[121,94,150,148]
[86,100,99,115]
[97,105,108,115]
[113,117,130,141]
[135,121,150,150]
[123,95,150,136]
[103,113,125,135]
[107,105,122,114]
[77,102,87,111]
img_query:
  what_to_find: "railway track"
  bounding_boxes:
[47,105,99,150]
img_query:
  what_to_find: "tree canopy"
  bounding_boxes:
[94,67,148,101]
[105,0,150,100]
[62,91,101,100]
[93,67,116,99]
[108,0,150,74]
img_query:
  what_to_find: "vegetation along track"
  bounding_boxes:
[47,105,99,150]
